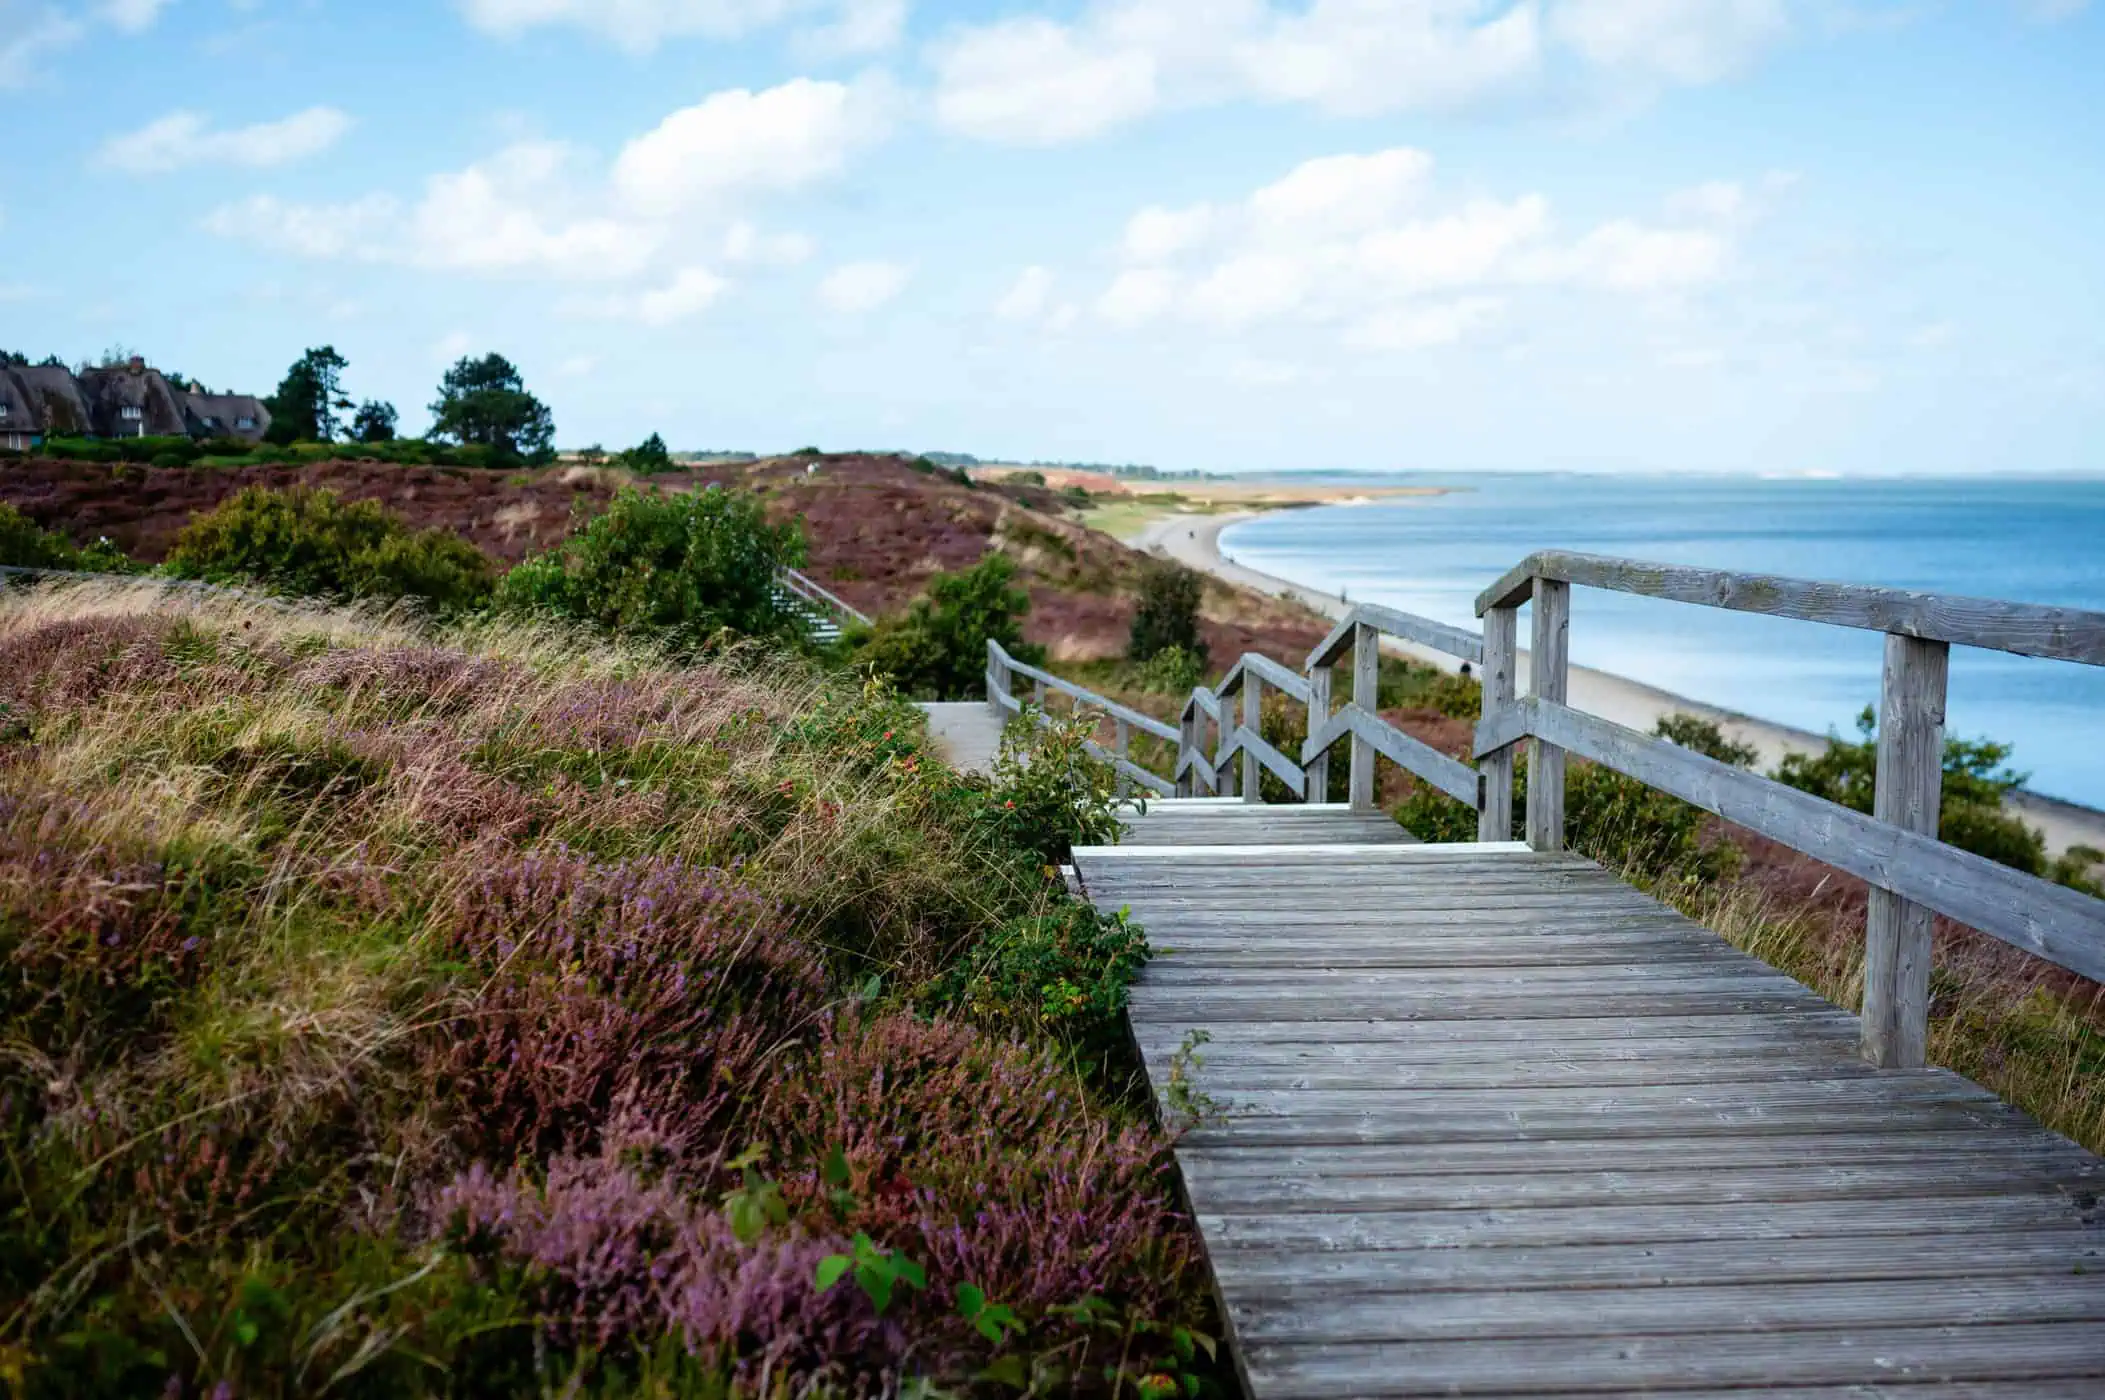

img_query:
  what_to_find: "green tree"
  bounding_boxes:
[851,552,1046,700]
[620,432,675,474]
[1128,560,1208,668]
[166,485,495,614]
[1773,706,2049,875]
[428,353,555,462]
[351,400,399,443]
[263,346,351,443]
[495,485,807,646]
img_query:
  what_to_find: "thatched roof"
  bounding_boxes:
[18,366,93,435]
[0,367,39,435]
[78,363,189,437]
[182,391,272,443]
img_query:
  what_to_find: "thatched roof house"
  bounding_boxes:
[78,359,190,438]
[17,365,94,437]
[0,368,39,452]
[181,390,272,444]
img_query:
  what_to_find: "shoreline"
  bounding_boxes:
[1134,508,2105,858]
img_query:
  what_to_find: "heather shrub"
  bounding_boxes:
[978,708,1128,865]
[496,484,808,649]
[165,484,496,613]
[0,581,1206,1394]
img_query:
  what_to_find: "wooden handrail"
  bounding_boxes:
[1476,550,2105,666]
[1310,601,1483,669]
[985,640,1180,743]
[1478,550,2105,1070]
[776,566,871,626]
[1474,695,2105,986]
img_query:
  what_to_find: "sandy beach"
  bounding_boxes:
[1135,509,2105,858]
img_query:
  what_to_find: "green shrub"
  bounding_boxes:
[1136,643,1205,695]
[0,503,87,570]
[1128,561,1208,668]
[1394,713,1750,885]
[619,432,676,474]
[978,708,1128,866]
[165,485,496,613]
[1774,706,2053,878]
[935,901,1149,1055]
[495,484,807,647]
[851,553,1045,701]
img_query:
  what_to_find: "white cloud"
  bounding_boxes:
[1550,0,1790,86]
[203,193,400,259]
[203,77,876,304]
[818,259,909,312]
[931,17,1157,145]
[431,330,477,365]
[1095,268,1178,327]
[995,265,1055,321]
[2018,0,2089,20]
[794,0,905,56]
[97,107,352,172]
[612,78,885,217]
[557,354,599,377]
[1065,147,1745,351]
[0,9,86,89]
[572,265,730,324]
[1122,204,1216,262]
[100,0,172,34]
[721,221,816,266]
[457,0,891,53]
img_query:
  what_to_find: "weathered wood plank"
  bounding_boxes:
[985,641,1180,739]
[1350,621,1378,811]
[1309,602,1485,670]
[1242,1323,2105,1397]
[1478,603,1517,843]
[1864,631,1949,1068]
[1526,577,1570,851]
[1474,549,2105,666]
[1234,1276,2105,1344]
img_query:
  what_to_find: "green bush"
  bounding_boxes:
[0,503,87,570]
[1394,713,1749,885]
[1136,643,1206,695]
[977,708,1129,867]
[619,432,676,474]
[851,553,1045,701]
[1774,706,2053,878]
[495,484,807,648]
[934,901,1149,1055]
[165,486,496,614]
[1128,561,1208,668]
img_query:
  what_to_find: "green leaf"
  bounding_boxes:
[823,1145,851,1189]
[234,1318,259,1348]
[977,1356,1029,1388]
[1187,1327,1218,1361]
[956,1282,986,1318]
[859,972,883,1000]
[862,1268,893,1314]
[814,1255,852,1293]
[894,1254,926,1291]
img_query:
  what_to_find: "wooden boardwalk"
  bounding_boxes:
[1075,802,2105,1398]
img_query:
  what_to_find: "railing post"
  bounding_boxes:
[1478,605,1517,842]
[985,641,1007,719]
[1176,700,1197,797]
[1350,622,1378,812]
[1862,633,1950,1069]
[1525,579,1570,851]
[1114,717,1132,799]
[1305,661,1332,805]
[1241,675,1263,804]
[1218,691,1239,799]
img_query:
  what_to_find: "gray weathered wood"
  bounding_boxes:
[1067,803,2105,1398]
[1349,622,1378,812]
[1526,577,1569,852]
[1475,549,2105,666]
[984,640,1180,740]
[1308,602,1484,670]
[1242,669,1263,802]
[1303,662,1331,805]
[1229,726,1307,799]
[1862,632,1948,1070]
[1472,697,2105,984]
[1113,716,1132,798]
[1477,603,1517,843]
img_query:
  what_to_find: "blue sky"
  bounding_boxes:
[3,0,2100,474]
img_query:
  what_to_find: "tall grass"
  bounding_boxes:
[0,580,1208,1396]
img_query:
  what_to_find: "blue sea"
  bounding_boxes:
[1218,475,2105,810]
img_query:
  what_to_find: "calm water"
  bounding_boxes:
[1220,475,2105,809]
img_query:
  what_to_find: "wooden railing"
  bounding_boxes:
[984,641,1180,797]
[981,551,2105,1072]
[776,567,871,628]
[1473,550,2105,1069]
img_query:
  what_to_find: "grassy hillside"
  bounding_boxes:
[0,580,1214,1395]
